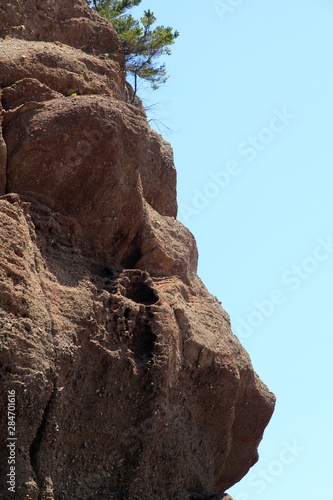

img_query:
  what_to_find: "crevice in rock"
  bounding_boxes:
[121,232,143,269]
[33,250,58,340]
[130,320,157,364]
[196,347,204,368]
[29,382,57,492]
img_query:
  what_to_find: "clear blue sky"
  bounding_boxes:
[124,0,333,498]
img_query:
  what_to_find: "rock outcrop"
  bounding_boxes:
[0,1,275,499]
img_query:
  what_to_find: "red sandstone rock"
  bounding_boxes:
[0,101,6,194]
[0,1,275,498]
[0,38,124,99]
[0,196,274,499]
[3,93,178,271]
[0,0,122,56]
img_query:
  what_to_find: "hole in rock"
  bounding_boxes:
[100,267,117,279]
[130,322,156,363]
[122,248,143,269]
[121,233,142,269]
[125,281,158,306]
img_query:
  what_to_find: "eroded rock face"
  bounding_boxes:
[0,1,275,499]
[3,86,178,270]
[0,0,122,56]
[0,99,6,193]
[0,196,273,499]
[0,38,124,99]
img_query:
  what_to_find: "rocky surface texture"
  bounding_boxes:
[0,1,275,499]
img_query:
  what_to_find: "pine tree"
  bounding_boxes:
[89,1,179,99]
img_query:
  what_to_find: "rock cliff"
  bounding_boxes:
[0,1,275,499]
